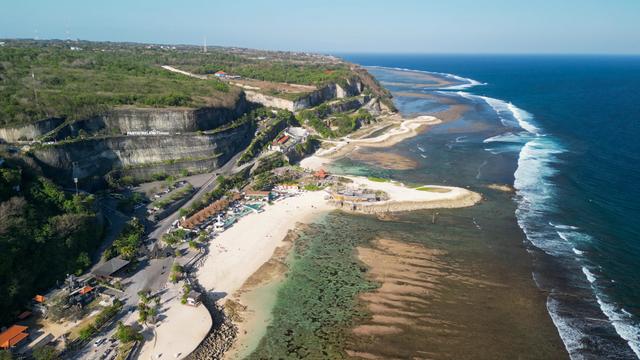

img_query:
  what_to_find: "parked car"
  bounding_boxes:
[94,338,106,347]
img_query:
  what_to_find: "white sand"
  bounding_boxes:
[138,282,212,360]
[342,176,481,212]
[197,190,332,300]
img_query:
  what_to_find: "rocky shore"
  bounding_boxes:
[183,286,238,360]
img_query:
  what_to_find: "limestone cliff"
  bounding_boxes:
[54,93,250,140]
[245,77,365,112]
[0,118,65,143]
[31,120,255,188]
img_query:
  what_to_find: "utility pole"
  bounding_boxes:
[31,71,39,108]
[72,161,79,195]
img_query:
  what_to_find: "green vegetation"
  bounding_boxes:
[169,263,184,283]
[192,60,352,86]
[298,105,374,139]
[248,212,377,358]
[367,176,390,183]
[0,351,11,360]
[151,184,193,209]
[32,345,59,360]
[0,158,103,325]
[115,321,143,343]
[298,111,333,138]
[78,300,123,341]
[180,284,192,305]
[162,228,188,247]
[103,218,144,261]
[137,290,159,325]
[116,192,145,214]
[0,41,238,126]
[415,186,451,193]
[238,109,296,164]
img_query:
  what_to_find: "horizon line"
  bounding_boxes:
[2,37,640,57]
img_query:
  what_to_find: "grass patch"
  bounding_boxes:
[367,176,390,183]
[415,186,451,193]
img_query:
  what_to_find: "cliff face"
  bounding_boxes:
[55,93,250,140]
[0,93,250,142]
[32,120,255,187]
[0,118,65,143]
[245,78,365,112]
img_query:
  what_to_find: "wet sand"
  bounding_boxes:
[347,150,418,170]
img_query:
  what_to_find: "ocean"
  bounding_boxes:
[247,55,640,359]
[345,54,640,358]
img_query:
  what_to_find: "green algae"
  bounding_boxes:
[246,213,377,359]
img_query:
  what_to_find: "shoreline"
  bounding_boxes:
[333,176,482,214]
[300,114,441,170]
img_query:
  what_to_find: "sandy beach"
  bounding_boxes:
[335,176,482,214]
[192,191,332,358]
[138,283,212,360]
[196,191,331,298]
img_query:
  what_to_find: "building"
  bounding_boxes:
[181,193,243,230]
[186,291,202,307]
[214,71,227,78]
[274,184,299,193]
[0,325,29,350]
[285,127,309,142]
[269,134,290,152]
[244,190,271,202]
[92,257,131,280]
[330,190,378,203]
[314,169,328,180]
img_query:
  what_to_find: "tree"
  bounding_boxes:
[115,322,142,343]
[0,350,13,360]
[32,345,59,360]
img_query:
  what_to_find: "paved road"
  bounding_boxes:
[69,150,262,360]
[146,151,255,243]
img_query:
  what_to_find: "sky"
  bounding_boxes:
[1,0,639,54]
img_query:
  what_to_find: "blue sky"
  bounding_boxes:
[1,0,639,54]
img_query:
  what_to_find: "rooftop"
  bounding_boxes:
[92,257,130,278]
[0,325,28,349]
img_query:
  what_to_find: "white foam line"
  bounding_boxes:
[367,65,486,90]
[582,267,596,283]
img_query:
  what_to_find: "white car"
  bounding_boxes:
[94,338,106,347]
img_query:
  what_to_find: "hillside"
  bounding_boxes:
[0,156,104,325]
[0,39,383,127]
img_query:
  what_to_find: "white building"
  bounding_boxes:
[285,127,309,142]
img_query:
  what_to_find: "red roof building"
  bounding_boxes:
[79,286,94,295]
[314,169,328,179]
[276,135,289,144]
[0,325,28,350]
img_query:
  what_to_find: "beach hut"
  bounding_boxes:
[186,291,202,307]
